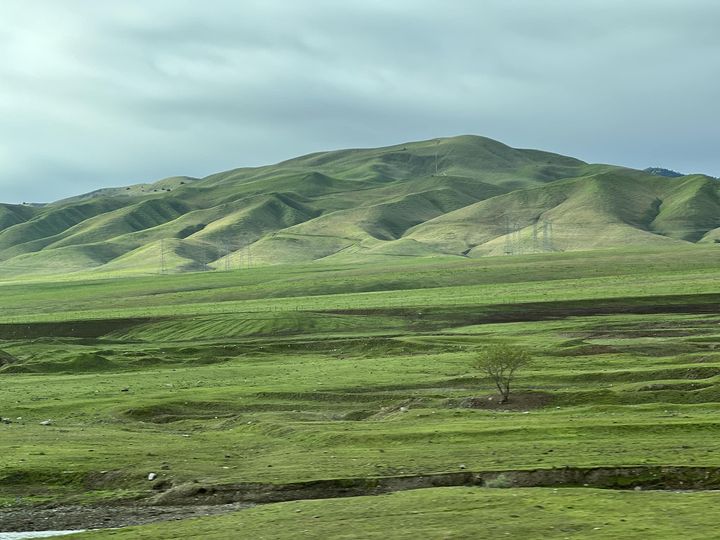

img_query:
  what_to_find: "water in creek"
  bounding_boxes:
[0,532,85,539]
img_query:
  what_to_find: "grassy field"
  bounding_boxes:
[70,487,720,539]
[2,246,720,537]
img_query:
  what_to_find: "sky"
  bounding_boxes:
[1,0,719,203]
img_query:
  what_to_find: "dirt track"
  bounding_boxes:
[0,503,251,533]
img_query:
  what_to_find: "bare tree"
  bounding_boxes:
[475,344,531,404]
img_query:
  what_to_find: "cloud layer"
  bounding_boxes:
[2,0,719,202]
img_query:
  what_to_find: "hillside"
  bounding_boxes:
[1,135,718,277]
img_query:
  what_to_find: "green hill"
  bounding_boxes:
[1,135,717,277]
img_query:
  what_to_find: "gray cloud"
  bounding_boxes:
[1,0,719,202]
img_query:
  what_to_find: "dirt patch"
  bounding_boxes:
[446,392,553,411]
[637,382,714,392]
[478,466,720,490]
[122,401,240,424]
[555,344,618,356]
[0,503,251,533]
[82,470,129,490]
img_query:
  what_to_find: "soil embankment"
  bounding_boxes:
[149,465,720,505]
[4,465,720,532]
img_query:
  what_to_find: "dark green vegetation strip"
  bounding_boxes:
[3,291,720,341]
[330,292,720,323]
[0,318,159,340]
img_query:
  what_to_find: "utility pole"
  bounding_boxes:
[532,218,539,253]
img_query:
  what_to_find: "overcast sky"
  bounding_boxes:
[1,0,719,203]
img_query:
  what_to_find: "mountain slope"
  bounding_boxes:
[1,135,717,277]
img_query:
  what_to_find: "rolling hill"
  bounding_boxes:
[1,135,718,277]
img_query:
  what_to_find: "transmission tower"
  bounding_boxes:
[504,217,513,255]
[542,220,554,252]
[514,222,522,255]
[222,240,231,271]
[159,238,167,274]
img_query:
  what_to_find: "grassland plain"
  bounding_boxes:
[69,488,720,539]
[2,246,720,537]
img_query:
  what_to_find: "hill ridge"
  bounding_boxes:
[1,135,718,277]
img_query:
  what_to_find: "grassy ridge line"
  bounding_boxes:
[1,268,719,324]
[2,134,719,277]
[2,134,595,274]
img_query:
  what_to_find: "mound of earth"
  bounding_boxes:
[453,392,553,410]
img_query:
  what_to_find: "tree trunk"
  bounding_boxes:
[500,383,510,403]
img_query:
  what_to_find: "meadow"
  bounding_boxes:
[2,245,720,537]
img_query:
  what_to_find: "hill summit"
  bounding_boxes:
[1,135,719,277]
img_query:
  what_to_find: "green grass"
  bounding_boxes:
[4,310,720,496]
[3,248,720,536]
[1,245,718,321]
[70,487,720,539]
